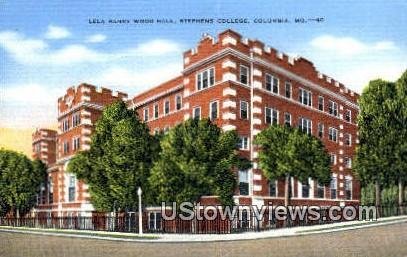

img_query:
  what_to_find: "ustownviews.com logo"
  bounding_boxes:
[160,202,377,222]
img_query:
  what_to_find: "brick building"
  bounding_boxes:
[33,84,127,217]
[131,29,360,208]
[33,29,360,217]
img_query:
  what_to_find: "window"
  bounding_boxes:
[318,96,324,111]
[35,144,41,153]
[302,181,310,198]
[240,65,249,85]
[344,110,352,122]
[318,123,324,138]
[176,95,182,110]
[239,170,249,195]
[193,106,201,119]
[328,100,338,116]
[154,104,159,119]
[154,128,160,135]
[238,136,249,150]
[68,175,76,202]
[209,101,218,120]
[317,183,324,198]
[285,82,292,98]
[163,127,170,133]
[298,117,312,134]
[143,108,149,122]
[344,133,352,146]
[197,67,215,90]
[164,100,170,115]
[265,74,279,94]
[48,179,53,204]
[73,137,80,151]
[72,112,81,127]
[344,157,352,168]
[265,107,278,125]
[345,178,352,200]
[240,101,249,119]
[62,118,70,132]
[299,88,312,106]
[149,212,162,231]
[284,112,291,126]
[330,176,337,199]
[269,180,277,197]
[63,141,70,154]
[328,127,338,142]
[330,153,337,165]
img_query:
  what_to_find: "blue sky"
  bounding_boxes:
[1,0,406,128]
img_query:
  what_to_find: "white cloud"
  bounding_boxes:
[45,25,71,39]
[0,30,182,66]
[89,62,182,94]
[0,83,62,128]
[86,34,106,43]
[131,39,181,56]
[310,35,397,56]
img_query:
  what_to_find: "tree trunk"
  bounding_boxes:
[284,174,291,207]
[399,179,405,215]
[375,180,381,218]
[284,174,291,227]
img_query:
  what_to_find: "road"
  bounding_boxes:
[0,222,406,257]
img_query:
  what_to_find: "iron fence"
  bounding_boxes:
[0,205,405,234]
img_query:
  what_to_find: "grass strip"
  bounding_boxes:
[0,226,158,240]
[296,218,407,234]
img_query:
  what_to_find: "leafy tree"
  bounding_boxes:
[395,70,407,211]
[354,79,399,216]
[0,149,46,218]
[68,101,158,212]
[149,118,250,206]
[254,125,331,206]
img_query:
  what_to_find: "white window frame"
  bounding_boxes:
[328,100,338,117]
[265,107,279,125]
[318,96,324,111]
[72,137,80,151]
[238,136,249,150]
[153,103,159,119]
[299,117,312,134]
[196,67,215,90]
[299,88,312,106]
[239,65,249,85]
[285,82,292,98]
[330,175,338,199]
[328,127,338,142]
[193,106,201,119]
[345,109,352,122]
[209,100,219,120]
[265,73,279,94]
[240,100,249,119]
[175,94,182,110]
[143,108,149,122]
[284,112,291,126]
[318,123,324,138]
[164,99,170,116]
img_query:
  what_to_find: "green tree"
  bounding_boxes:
[149,118,250,206]
[395,70,407,212]
[254,125,331,206]
[0,149,47,218]
[68,101,158,212]
[354,79,399,216]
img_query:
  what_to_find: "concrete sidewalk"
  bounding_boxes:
[1,215,406,243]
